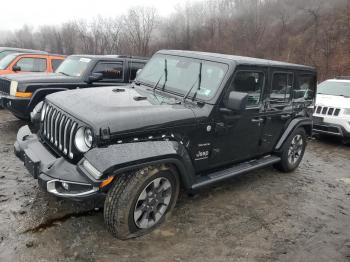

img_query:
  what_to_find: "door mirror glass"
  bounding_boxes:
[12,65,21,72]
[225,91,248,111]
[88,73,103,83]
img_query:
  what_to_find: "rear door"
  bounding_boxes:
[259,69,295,154]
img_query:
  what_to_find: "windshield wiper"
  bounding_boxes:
[183,62,203,102]
[58,71,71,77]
[162,59,168,91]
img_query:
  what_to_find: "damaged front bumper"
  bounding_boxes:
[14,125,104,200]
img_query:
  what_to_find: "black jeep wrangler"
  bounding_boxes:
[14,50,316,239]
[0,55,147,120]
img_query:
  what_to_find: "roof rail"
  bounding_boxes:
[335,76,350,80]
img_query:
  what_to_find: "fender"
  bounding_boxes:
[83,140,196,189]
[27,87,69,112]
[275,117,312,151]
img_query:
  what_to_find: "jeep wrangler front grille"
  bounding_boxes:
[0,79,10,94]
[314,106,341,116]
[42,103,78,159]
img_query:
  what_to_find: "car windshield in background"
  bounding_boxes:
[55,57,91,77]
[136,54,228,101]
[0,51,14,61]
[317,80,350,97]
[0,53,17,69]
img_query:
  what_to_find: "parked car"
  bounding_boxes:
[0,52,65,76]
[313,77,350,141]
[14,50,316,239]
[0,55,147,120]
[0,47,47,61]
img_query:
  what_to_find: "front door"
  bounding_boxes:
[210,67,268,168]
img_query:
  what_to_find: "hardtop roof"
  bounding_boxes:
[68,54,148,61]
[158,50,316,71]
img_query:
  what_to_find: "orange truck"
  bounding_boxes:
[0,53,65,75]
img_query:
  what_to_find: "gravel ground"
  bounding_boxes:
[0,109,349,262]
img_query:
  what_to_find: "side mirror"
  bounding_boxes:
[13,65,21,72]
[224,91,248,111]
[136,69,142,76]
[88,73,103,83]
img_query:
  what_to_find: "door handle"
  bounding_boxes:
[251,117,264,123]
[281,114,291,120]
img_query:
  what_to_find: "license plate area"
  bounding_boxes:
[313,116,324,124]
[23,149,40,179]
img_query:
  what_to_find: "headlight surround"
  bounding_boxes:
[343,108,350,115]
[9,81,18,96]
[74,127,93,153]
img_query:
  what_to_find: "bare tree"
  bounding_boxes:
[123,6,157,56]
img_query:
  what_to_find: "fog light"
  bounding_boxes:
[62,182,69,191]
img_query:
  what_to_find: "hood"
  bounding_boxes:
[316,94,350,109]
[46,86,197,136]
[3,73,81,84]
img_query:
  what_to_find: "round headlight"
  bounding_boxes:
[75,127,93,153]
[40,103,47,122]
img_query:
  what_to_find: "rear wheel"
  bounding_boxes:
[275,128,307,172]
[104,164,179,239]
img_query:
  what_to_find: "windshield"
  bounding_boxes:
[317,80,350,97]
[0,51,15,61]
[0,53,16,70]
[55,56,91,77]
[136,54,228,101]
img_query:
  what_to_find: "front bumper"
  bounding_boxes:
[313,122,350,138]
[0,93,31,120]
[14,125,103,200]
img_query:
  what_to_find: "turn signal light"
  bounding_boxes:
[15,92,33,98]
[99,176,115,188]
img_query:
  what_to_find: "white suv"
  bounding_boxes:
[313,78,350,140]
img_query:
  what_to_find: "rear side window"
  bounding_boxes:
[15,58,47,72]
[128,61,145,81]
[230,71,265,107]
[270,72,294,104]
[52,59,64,72]
[295,74,316,101]
[92,62,124,81]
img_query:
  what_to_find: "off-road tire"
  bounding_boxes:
[104,164,180,239]
[274,127,307,173]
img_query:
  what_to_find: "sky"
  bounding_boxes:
[0,0,190,31]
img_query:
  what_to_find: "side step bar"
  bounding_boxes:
[191,155,281,190]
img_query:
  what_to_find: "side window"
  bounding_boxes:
[92,62,124,81]
[270,72,293,104]
[295,74,316,101]
[230,71,265,107]
[52,59,64,72]
[128,61,145,81]
[15,58,47,72]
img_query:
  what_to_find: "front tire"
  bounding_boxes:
[275,128,307,172]
[104,164,180,239]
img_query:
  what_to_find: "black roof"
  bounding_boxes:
[158,50,315,71]
[68,54,148,61]
[0,47,47,54]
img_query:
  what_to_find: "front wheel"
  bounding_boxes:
[104,164,179,239]
[275,128,307,172]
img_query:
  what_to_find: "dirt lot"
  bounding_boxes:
[0,109,349,262]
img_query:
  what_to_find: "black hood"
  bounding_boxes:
[3,73,81,84]
[46,86,197,136]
